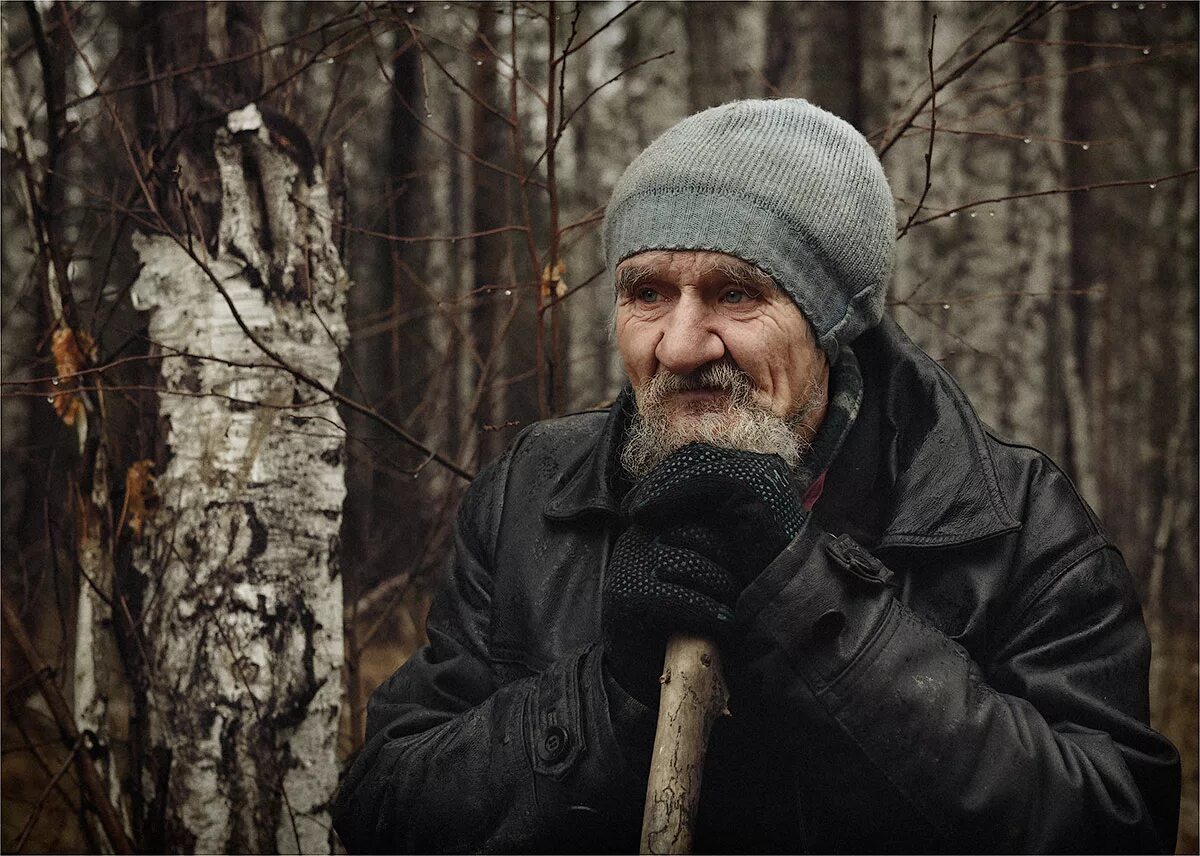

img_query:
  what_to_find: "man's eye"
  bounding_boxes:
[721,289,755,305]
[636,288,661,303]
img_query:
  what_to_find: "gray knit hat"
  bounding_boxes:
[603,98,896,362]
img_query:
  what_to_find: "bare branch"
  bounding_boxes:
[905,168,1199,227]
[899,15,938,240]
[876,2,1056,159]
[553,2,639,64]
[904,122,1118,148]
[61,4,373,110]
[12,735,83,854]
[556,48,675,144]
[1,599,134,854]
[404,23,516,129]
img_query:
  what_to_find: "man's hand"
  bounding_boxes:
[624,442,806,580]
[602,443,806,702]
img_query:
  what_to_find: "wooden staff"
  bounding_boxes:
[639,634,729,855]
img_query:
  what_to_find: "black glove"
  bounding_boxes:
[602,443,806,703]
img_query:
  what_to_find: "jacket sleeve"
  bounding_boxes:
[332,450,652,854]
[735,521,1181,853]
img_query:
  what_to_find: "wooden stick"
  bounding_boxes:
[1,598,134,855]
[639,634,729,855]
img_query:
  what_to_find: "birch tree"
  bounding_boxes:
[125,105,347,853]
[34,2,348,851]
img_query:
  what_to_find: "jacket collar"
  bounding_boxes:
[544,317,1021,549]
[542,387,633,520]
[818,317,1021,550]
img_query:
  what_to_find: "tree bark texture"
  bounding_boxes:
[126,109,347,853]
[72,434,131,840]
[1,3,1195,853]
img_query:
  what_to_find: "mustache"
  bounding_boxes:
[640,361,756,403]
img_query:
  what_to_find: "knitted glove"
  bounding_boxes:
[602,443,806,703]
[625,442,805,581]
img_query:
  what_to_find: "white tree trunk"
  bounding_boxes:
[73,438,132,849]
[876,3,1067,457]
[128,108,347,853]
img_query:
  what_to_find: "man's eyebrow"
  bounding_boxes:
[713,259,775,292]
[615,264,658,295]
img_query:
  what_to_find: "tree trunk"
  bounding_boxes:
[387,32,431,422]
[467,5,510,465]
[872,3,1066,460]
[762,2,862,124]
[65,5,349,850]
[564,3,613,411]
[684,1,760,112]
[128,107,347,853]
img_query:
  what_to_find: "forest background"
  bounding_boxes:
[1,1,1196,853]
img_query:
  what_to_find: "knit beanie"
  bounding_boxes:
[603,99,896,362]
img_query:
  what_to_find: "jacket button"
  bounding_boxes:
[825,535,894,586]
[539,725,571,763]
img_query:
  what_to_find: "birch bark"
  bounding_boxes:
[128,108,347,854]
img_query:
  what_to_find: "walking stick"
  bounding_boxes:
[639,633,729,854]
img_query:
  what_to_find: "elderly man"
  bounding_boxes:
[333,99,1179,853]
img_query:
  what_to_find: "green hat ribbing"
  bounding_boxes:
[603,98,896,362]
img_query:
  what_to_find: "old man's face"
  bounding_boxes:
[614,250,829,476]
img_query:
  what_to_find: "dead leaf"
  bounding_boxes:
[540,260,567,301]
[49,327,95,426]
[118,459,158,538]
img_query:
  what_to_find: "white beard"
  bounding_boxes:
[621,361,824,479]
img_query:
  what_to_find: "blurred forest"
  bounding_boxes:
[1,1,1196,852]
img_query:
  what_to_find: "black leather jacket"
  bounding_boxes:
[334,318,1180,853]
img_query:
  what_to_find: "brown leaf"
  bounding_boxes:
[540,261,567,301]
[50,326,94,376]
[52,390,83,426]
[119,459,158,538]
[49,327,95,426]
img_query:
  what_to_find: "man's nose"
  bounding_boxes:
[655,301,725,374]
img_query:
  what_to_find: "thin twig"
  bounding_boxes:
[932,49,1191,113]
[404,22,515,128]
[1,599,134,854]
[554,48,674,148]
[889,286,1104,307]
[905,123,1116,147]
[366,23,542,189]
[905,168,1199,227]
[876,2,1055,159]
[553,1,638,64]
[542,1,561,417]
[293,195,531,243]
[1008,36,1171,51]
[36,88,477,483]
[539,266,605,314]
[12,734,84,853]
[60,4,372,110]
[899,15,938,240]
